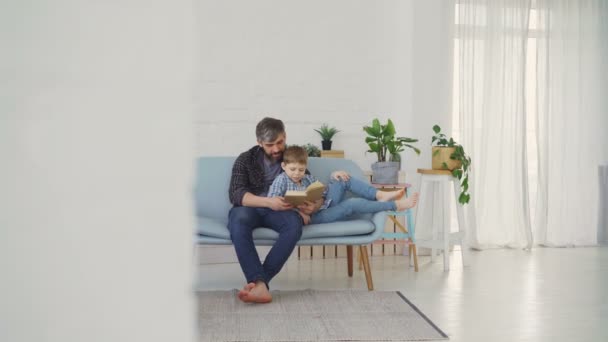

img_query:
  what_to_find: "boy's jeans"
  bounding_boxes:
[311,177,397,224]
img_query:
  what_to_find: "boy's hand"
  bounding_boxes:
[297,198,323,215]
[267,197,293,211]
[297,211,311,225]
[331,170,350,181]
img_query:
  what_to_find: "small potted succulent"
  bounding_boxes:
[314,123,340,150]
[431,124,472,204]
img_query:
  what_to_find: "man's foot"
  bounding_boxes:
[237,282,256,301]
[237,281,272,304]
[395,192,419,211]
[238,283,255,297]
[377,188,405,202]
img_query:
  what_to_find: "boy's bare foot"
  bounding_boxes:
[395,192,419,211]
[237,281,272,304]
[377,188,405,202]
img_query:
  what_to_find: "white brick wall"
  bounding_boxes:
[194,1,454,190]
[194,0,415,170]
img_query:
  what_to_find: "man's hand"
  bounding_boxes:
[331,170,350,181]
[297,211,311,225]
[267,197,293,211]
[297,198,323,215]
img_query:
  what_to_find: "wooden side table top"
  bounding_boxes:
[417,168,453,176]
[320,150,345,158]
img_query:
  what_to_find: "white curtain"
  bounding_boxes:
[457,0,608,248]
[457,0,534,249]
[534,0,608,246]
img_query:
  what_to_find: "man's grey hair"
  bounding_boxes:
[256,117,285,142]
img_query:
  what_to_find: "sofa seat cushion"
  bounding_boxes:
[197,217,229,239]
[198,216,375,240]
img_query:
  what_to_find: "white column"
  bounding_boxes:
[0,1,195,341]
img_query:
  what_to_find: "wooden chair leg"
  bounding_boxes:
[357,247,363,270]
[411,243,419,272]
[408,244,413,266]
[359,245,374,291]
[346,245,353,277]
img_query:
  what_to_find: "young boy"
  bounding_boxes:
[267,146,419,224]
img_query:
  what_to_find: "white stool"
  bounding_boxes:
[414,168,469,271]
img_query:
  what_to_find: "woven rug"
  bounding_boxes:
[198,289,448,341]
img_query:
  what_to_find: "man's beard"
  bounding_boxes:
[265,150,283,161]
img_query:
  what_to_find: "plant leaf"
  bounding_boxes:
[372,118,381,132]
[385,119,396,136]
[363,125,380,137]
[367,142,379,152]
[458,192,467,204]
[404,144,420,155]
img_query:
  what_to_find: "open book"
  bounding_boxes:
[284,181,325,206]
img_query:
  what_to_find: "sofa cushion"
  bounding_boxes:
[194,157,234,221]
[198,216,375,240]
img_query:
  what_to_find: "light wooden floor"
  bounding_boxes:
[196,246,608,342]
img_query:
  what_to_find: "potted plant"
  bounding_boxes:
[302,143,321,157]
[431,124,471,204]
[363,118,420,184]
[314,123,340,150]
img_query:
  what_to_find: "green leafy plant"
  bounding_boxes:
[286,144,321,157]
[314,123,340,142]
[432,124,472,204]
[363,118,420,162]
[302,143,321,157]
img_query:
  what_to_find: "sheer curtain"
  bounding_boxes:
[456,0,608,248]
[457,0,533,249]
[534,0,608,246]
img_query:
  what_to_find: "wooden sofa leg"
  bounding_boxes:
[411,244,419,272]
[359,245,374,291]
[347,245,353,277]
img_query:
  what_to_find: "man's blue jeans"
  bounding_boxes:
[311,177,397,224]
[228,207,303,286]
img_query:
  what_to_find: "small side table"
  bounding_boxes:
[415,168,469,271]
[359,183,419,272]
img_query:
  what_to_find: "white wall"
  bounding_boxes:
[411,0,455,189]
[195,0,453,189]
[195,0,413,166]
[1,1,195,342]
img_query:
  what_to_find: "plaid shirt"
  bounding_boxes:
[268,173,318,196]
[228,146,268,206]
[268,172,331,210]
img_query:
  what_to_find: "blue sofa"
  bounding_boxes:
[195,156,389,290]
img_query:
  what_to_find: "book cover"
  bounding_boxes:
[284,181,325,206]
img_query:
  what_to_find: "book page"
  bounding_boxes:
[284,181,325,206]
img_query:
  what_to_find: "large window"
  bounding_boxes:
[452,1,545,226]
